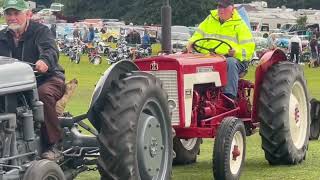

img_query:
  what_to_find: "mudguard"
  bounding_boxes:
[0,57,36,96]
[87,60,139,130]
[251,49,287,123]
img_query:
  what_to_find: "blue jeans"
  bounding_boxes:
[223,57,248,97]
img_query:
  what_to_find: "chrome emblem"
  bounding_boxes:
[150,61,159,71]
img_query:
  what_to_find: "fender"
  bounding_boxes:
[252,49,287,123]
[87,60,139,130]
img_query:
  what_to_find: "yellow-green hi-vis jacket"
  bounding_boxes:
[189,9,255,61]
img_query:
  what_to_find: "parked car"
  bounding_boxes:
[171,26,191,53]
[171,32,190,53]
[37,8,52,16]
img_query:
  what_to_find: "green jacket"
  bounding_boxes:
[189,9,255,61]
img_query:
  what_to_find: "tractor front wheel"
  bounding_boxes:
[259,61,310,165]
[213,117,246,180]
[96,71,172,180]
[173,137,201,165]
[23,160,65,180]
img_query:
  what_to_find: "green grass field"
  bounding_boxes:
[59,55,320,180]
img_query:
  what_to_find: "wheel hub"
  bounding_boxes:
[138,113,164,177]
[149,137,160,157]
[295,106,300,124]
[229,131,244,175]
[289,81,308,149]
[232,145,240,161]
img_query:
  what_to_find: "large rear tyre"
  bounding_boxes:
[23,160,65,180]
[173,137,201,165]
[95,71,172,180]
[259,61,310,165]
[213,117,246,180]
[310,98,320,140]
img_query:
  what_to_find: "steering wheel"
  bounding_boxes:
[192,38,232,54]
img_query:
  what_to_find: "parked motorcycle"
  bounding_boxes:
[69,40,85,64]
[97,41,111,56]
[135,45,152,59]
[88,48,102,65]
[107,38,131,64]
[69,45,83,64]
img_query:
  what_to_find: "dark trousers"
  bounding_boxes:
[290,51,300,64]
[38,76,65,147]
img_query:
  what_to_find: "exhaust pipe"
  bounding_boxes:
[161,0,172,54]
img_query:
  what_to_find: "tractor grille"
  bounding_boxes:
[146,70,180,126]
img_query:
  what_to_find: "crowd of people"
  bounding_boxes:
[266,29,320,66]
[67,24,152,48]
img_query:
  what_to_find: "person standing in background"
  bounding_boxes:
[288,33,302,64]
[310,35,319,67]
[267,33,277,50]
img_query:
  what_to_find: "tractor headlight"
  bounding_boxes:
[168,99,177,111]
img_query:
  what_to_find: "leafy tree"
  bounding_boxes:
[35,0,53,7]
[56,0,320,26]
[296,15,308,29]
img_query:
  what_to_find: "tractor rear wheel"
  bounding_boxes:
[259,61,310,165]
[310,98,320,140]
[173,137,201,165]
[96,71,172,180]
[213,117,246,180]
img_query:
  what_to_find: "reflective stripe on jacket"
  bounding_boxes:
[189,9,255,61]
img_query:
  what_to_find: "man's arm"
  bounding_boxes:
[236,23,255,61]
[187,16,210,53]
[35,26,59,72]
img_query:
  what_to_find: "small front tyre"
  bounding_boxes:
[173,137,201,165]
[213,117,246,180]
[23,160,65,180]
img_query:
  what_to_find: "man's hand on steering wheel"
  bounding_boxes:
[35,60,49,73]
[186,43,193,53]
[190,38,233,55]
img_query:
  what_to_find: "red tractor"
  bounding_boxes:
[133,38,310,179]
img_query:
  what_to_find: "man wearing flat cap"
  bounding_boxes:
[188,0,255,100]
[0,0,65,160]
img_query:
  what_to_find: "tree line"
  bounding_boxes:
[20,0,320,26]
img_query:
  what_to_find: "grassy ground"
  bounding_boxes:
[59,55,320,180]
